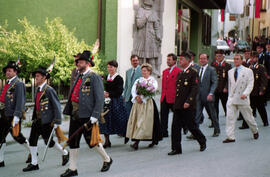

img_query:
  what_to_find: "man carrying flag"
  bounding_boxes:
[23,65,69,172]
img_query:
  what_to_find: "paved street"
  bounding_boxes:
[2,99,270,177]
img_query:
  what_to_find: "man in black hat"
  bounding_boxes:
[61,50,112,177]
[0,61,30,167]
[23,66,69,172]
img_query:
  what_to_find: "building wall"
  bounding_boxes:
[0,0,118,61]
[0,0,99,45]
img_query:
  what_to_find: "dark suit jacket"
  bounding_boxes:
[174,67,198,110]
[198,65,217,102]
[32,84,62,125]
[63,70,104,119]
[3,76,26,118]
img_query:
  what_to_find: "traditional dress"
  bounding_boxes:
[126,76,162,144]
[99,74,128,135]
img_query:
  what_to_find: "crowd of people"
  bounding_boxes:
[0,40,269,176]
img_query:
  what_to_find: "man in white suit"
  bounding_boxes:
[223,54,259,143]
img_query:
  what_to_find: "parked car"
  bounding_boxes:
[234,40,250,53]
[216,40,230,55]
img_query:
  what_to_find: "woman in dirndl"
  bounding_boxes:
[125,63,162,150]
[99,60,128,148]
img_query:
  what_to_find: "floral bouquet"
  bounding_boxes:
[136,80,156,97]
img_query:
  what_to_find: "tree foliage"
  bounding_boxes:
[0,17,106,85]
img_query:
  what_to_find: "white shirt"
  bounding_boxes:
[199,64,208,81]
[183,63,192,73]
[7,76,17,84]
[107,73,119,81]
[169,65,176,74]
[37,81,46,92]
[131,76,158,103]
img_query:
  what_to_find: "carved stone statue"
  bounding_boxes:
[132,0,162,75]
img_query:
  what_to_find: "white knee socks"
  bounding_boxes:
[69,149,78,171]
[54,142,68,155]
[94,143,110,162]
[30,146,38,165]
[0,143,6,162]
[23,139,30,153]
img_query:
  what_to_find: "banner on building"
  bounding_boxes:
[255,0,261,18]
[225,0,244,14]
[221,9,225,22]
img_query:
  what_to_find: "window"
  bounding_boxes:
[202,13,211,46]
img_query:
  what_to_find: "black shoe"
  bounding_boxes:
[130,143,138,150]
[163,133,169,138]
[103,142,111,148]
[212,132,220,137]
[183,128,188,135]
[60,169,78,177]
[62,152,69,166]
[186,134,195,140]
[208,123,214,128]
[26,153,31,163]
[200,143,206,152]
[239,126,249,130]
[168,150,182,155]
[148,141,158,148]
[264,123,269,127]
[0,161,5,167]
[223,139,236,143]
[22,163,39,172]
[253,132,259,140]
[101,157,113,172]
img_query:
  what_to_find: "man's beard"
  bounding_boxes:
[78,66,86,73]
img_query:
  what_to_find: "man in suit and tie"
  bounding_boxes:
[123,55,142,115]
[160,53,181,137]
[223,54,259,143]
[195,53,220,137]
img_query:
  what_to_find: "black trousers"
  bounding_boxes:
[171,109,206,152]
[195,99,220,133]
[0,111,26,144]
[160,99,174,136]
[68,117,92,149]
[242,95,269,127]
[29,119,55,147]
[214,92,228,118]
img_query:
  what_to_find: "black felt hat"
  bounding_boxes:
[2,61,19,73]
[32,66,50,79]
[75,50,95,67]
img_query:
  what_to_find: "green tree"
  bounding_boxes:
[0,17,106,85]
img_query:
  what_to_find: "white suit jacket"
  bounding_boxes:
[227,66,254,105]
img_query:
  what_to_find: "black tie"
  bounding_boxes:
[131,69,135,81]
[79,73,83,78]
[234,68,238,81]
[199,67,204,81]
